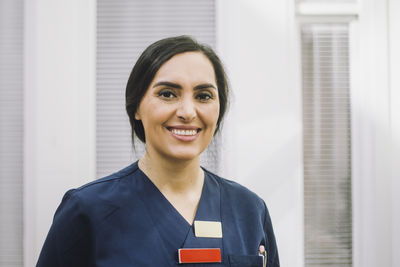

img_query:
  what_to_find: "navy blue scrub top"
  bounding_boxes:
[37,161,279,267]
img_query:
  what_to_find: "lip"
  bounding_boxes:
[166,125,201,131]
[166,125,201,142]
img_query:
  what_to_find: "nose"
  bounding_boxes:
[176,97,196,122]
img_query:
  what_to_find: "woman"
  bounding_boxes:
[37,36,279,267]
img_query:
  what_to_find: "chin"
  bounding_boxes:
[164,148,204,162]
[168,153,200,162]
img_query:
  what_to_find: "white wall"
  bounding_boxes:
[217,0,303,266]
[352,0,399,266]
[23,0,96,266]
[389,0,400,266]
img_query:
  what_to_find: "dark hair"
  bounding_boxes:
[125,35,229,143]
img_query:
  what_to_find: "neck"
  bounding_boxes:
[138,152,203,193]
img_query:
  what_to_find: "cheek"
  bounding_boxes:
[142,110,168,130]
[201,103,220,128]
[140,98,168,119]
[138,101,169,132]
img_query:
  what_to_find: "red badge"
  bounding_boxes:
[178,248,222,264]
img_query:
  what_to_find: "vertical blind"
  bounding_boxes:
[96,0,218,178]
[301,24,353,266]
[0,0,23,266]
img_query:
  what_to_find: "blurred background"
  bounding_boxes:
[1,0,399,266]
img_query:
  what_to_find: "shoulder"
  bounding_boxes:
[66,162,139,204]
[54,162,141,226]
[75,162,138,193]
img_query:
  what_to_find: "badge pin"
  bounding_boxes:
[178,248,221,264]
[193,220,222,238]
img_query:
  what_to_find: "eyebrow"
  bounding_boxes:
[153,81,217,91]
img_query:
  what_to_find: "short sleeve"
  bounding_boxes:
[36,190,92,267]
[263,201,280,267]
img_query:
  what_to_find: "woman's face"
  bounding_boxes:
[135,52,220,161]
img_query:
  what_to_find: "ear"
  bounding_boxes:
[135,111,141,120]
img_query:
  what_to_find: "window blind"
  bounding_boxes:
[96,0,218,178]
[0,0,23,266]
[301,24,352,266]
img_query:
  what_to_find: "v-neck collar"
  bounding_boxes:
[135,168,191,249]
[181,171,223,253]
[136,166,206,227]
[134,165,223,263]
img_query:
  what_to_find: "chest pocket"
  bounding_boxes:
[228,255,263,267]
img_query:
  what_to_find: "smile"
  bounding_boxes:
[166,126,201,142]
[170,129,197,136]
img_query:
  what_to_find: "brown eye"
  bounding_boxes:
[196,92,213,101]
[158,90,176,99]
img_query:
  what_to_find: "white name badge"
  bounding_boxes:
[194,220,222,238]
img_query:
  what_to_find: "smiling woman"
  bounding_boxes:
[135,52,220,163]
[126,36,228,144]
[36,36,280,267]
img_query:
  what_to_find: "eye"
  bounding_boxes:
[158,90,177,99]
[196,92,213,102]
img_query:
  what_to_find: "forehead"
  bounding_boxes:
[152,52,216,84]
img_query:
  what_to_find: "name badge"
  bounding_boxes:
[178,248,221,264]
[194,220,223,238]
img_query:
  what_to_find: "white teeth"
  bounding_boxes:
[171,129,197,136]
